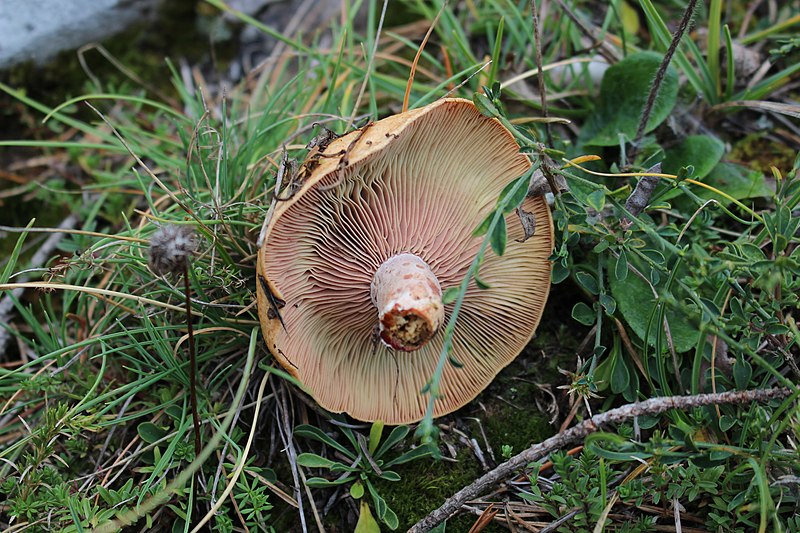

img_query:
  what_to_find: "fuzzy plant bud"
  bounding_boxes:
[148,224,197,276]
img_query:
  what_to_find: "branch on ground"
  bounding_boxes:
[409,387,795,533]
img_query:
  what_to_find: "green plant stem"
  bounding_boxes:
[416,173,530,441]
[740,14,800,45]
[723,24,735,100]
[589,254,604,376]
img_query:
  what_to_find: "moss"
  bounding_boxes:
[477,312,582,453]
[729,132,797,176]
[480,385,553,453]
[375,448,484,531]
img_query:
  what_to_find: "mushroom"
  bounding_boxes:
[256,98,553,424]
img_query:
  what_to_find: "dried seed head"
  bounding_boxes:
[148,224,197,276]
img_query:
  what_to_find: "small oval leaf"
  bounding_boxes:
[490,216,507,256]
[137,422,168,445]
[442,287,460,305]
[572,302,595,326]
[350,481,365,499]
[615,250,629,281]
[296,453,336,469]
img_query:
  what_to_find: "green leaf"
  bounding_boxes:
[489,216,507,256]
[614,250,629,281]
[383,507,399,530]
[330,462,359,473]
[710,449,732,461]
[586,189,606,212]
[473,272,491,290]
[137,422,168,444]
[610,354,631,394]
[378,470,401,481]
[609,265,700,353]
[374,426,410,459]
[296,453,335,469]
[552,260,570,284]
[366,480,388,520]
[355,500,381,533]
[1,219,34,284]
[448,353,464,368]
[350,481,365,499]
[592,351,614,392]
[472,212,493,236]
[473,92,499,118]
[571,302,595,326]
[575,271,599,294]
[599,294,617,315]
[640,248,666,265]
[365,478,400,529]
[295,424,356,459]
[368,421,384,455]
[441,287,459,305]
[733,357,752,389]
[676,165,694,181]
[580,51,678,146]
[305,476,356,487]
[719,415,737,431]
[662,135,725,180]
[701,162,773,202]
[384,443,436,467]
[165,405,183,421]
[500,174,530,213]
[593,239,611,253]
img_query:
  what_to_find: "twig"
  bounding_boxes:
[276,382,308,532]
[0,282,201,316]
[540,509,581,533]
[629,0,699,162]
[620,163,662,229]
[408,387,794,532]
[530,0,552,146]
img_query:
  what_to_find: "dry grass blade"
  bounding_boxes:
[0,282,200,315]
[403,0,448,112]
[190,371,270,532]
[711,100,800,118]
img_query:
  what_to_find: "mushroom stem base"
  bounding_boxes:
[370,253,444,352]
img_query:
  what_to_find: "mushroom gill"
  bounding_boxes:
[257,98,553,424]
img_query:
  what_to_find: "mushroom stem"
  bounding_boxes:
[370,253,444,352]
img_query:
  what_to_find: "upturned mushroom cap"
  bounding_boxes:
[257,98,553,424]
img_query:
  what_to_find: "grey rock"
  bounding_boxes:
[0,0,162,68]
